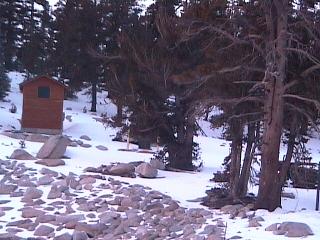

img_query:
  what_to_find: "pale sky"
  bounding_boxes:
[48,0,154,8]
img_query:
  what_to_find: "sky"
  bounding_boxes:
[48,0,155,8]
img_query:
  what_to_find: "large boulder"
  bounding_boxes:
[36,135,70,159]
[135,163,158,178]
[267,222,314,237]
[109,163,135,176]
[10,149,36,160]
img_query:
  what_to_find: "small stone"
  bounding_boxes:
[80,135,91,141]
[37,175,54,186]
[72,231,88,240]
[0,184,17,194]
[96,145,108,151]
[80,143,92,148]
[248,219,262,227]
[54,232,72,240]
[22,207,44,218]
[34,225,54,236]
[23,187,43,199]
[47,186,62,199]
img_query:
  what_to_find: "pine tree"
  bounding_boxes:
[18,0,53,75]
[0,0,24,70]
[0,30,10,100]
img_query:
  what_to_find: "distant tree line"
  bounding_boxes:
[1,0,320,211]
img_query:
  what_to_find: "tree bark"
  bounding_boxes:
[255,0,288,211]
[229,120,243,199]
[255,1,287,210]
[280,117,297,186]
[237,122,258,197]
[90,80,97,112]
[168,114,195,170]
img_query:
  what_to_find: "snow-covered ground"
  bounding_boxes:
[1,72,320,239]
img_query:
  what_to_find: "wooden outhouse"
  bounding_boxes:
[20,76,66,134]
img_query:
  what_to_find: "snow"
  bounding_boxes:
[1,71,320,239]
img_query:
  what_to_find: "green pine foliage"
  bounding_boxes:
[0,67,10,100]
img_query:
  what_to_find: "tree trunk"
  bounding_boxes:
[256,76,284,211]
[255,1,288,211]
[115,100,123,126]
[237,122,257,197]
[229,120,243,199]
[90,80,97,112]
[168,115,195,170]
[280,117,297,186]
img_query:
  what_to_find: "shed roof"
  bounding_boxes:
[19,76,67,90]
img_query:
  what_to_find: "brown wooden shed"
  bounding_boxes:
[20,76,66,134]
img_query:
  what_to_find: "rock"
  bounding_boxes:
[34,225,54,236]
[277,222,313,237]
[135,163,158,178]
[21,207,45,218]
[109,163,135,176]
[150,159,165,170]
[0,184,17,194]
[40,168,59,177]
[248,219,262,227]
[35,214,56,223]
[23,187,43,199]
[72,231,88,240]
[229,236,242,239]
[79,177,96,185]
[201,225,219,235]
[47,185,62,199]
[80,143,91,148]
[9,149,36,160]
[80,135,91,141]
[220,204,243,214]
[56,214,86,224]
[37,175,54,186]
[66,115,72,122]
[54,233,72,240]
[18,179,36,187]
[36,159,65,167]
[75,223,107,237]
[265,223,279,231]
[96,145,108,151]
[36,135,70,159]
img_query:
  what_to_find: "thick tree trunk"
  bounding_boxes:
[168,115,195,170]
[229,120,243,199]
[90,80,97,112]
[256,77,284,211]
[255,1,288,211]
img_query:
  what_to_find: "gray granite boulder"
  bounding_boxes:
[36,135,70,159]
[10,149,36,160]
[135,163,158,178]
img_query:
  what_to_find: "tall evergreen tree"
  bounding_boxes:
[18,0,53,76]
[0,0,24,69]
[0,30,10,100]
